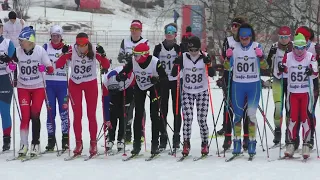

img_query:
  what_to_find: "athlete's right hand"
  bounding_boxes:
[226,48,233,58]
[62,44,69,54]
[116,73,127,82]
[8,62,16,71]
[278,63,286,73]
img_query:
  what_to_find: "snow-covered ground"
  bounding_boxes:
[0,84,320,180]
[0,1,319,180]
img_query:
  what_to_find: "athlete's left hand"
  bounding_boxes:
[305,66,313,76]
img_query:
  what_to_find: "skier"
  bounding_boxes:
[294,26,318,150]
[218,16,250,152]
[116,42,168,156]
[278,33,318,159]
[0,19,17,152]
[266,26,293,146]
[171,36,215,157]
[224,23,269,156]
[14,26,54,156]
[180,26,194,53]
[102,66,135,152]
[117,19,147,144]
[55,32,110,157]
[153,23,181,151]
[43,25,69,153]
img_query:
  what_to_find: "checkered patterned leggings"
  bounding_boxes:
[182,90,209,144]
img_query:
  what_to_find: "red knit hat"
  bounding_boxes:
[133,43,149,63]
[295,26,311,41]
[278,26,291,36]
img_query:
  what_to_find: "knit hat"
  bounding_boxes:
[186,26,192,33]
[19,26,35,42]
[50,25,63,35]
[295,26,311,41]
[188,36,201,49]
[293,33,307,46]
[8,11,16,19]
[278,26,291,36]
[133,43,149,63]
[232,17,246,25]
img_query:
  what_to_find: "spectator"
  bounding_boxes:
[2,0,11,11]
[180,26,194,53]
[3,11,25,48]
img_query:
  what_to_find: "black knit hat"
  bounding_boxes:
[232,16,246,24]
[186,26,192,33]
[8,11,16,19]
[188,36,201,49]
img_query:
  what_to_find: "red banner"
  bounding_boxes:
[80,0,101,9]
[181,5,207,51]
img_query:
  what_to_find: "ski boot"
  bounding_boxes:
[159,134,167,151]
[89,140,97,156]
[151,143,160,155]
[222,136,232,151]
[232,139,241,155]
[30,144,40,157]
[201,142,209,155]
[117,140,125,152]
[106,141,114,152]
[18,144,28,157]
[273,127,281,145]
[61,134,69,151]
[182,140,190,156]
[302,143,310,159]
[217,126,225,136]
[131,141,141,155]
[73,141,83,155]
[247,140,257,156]
[45,135,56,152]
[2,135,10,151]
[242,136,249,152]
[284,143,295,157]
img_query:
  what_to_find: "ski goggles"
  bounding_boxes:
[165,25,177,35]
[132,50,149,57]
[294,45,306,50]
[130,28,142,32]
[188,48,200,52]
[279,35,290,39]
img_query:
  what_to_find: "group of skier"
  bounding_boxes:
[0,13,318,161]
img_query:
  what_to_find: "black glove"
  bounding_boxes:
[278,63,286,73]
[202,53,211,64]
[0,54,10,63]
[305,67,313,76]
[116,73,127,82]
[208,67,215,77]
[150,76,160,84]
[100,68,108,74]
[62,44,69,54]
[96,45,106,57]
[124,53,133,63]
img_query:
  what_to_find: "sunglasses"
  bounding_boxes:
[294,45,306,50]
[240,36,250,40]
[132,50,148,57]
[77,43,88,47]
[130,28,141,32]
[188,48,199,52]
[232,23,240,28]
[279,35,290,39]
[165,31,176,35]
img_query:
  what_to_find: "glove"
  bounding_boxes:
[46,66,54,74]
[38,64,46,72]
[105,121,112,129]
[116,73,127,82]
[150,76,160,84]
[223,60,230,70]
[278,63,286,73]
[171,65,178,77]
[315,43,320,55]
[0,54,10,63]
[96,45,106,57]
[8,62,16,71]
[124,53,133,63]
[203,55,211,64]
[305,66,313,76]
[255,48,263,58]
[226,48,233,58]
[62,44,69,54]
[216,77,224,88]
